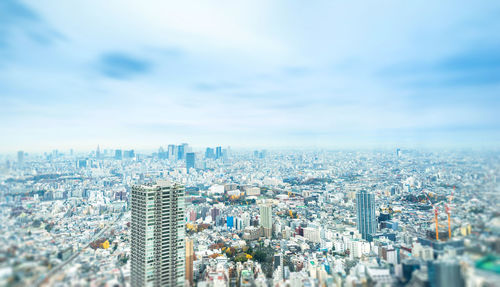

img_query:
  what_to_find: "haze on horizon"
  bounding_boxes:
[1,0,500,153]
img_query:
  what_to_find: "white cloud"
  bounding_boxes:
[1,0,499,152]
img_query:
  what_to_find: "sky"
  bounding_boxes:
[1,0,500,153]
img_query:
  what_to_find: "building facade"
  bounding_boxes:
[215,146,222,159]
[356,190,376,240]
[131,181,186,287]
[260,200,273,238]
[186,152,195,172]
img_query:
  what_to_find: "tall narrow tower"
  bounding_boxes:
[17,151,24,164]
[131,181,186,287]
[186,152,195,173]
[260,200,273,238]
[356,190,376,240]
[215,146,222,159]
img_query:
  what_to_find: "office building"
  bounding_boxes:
[428,259,464,287]
[215,146,222,159]
[177,145,185,161]
[17,150,24,164]
[131,181,186,287]
[356,190,376,240]
[114,149,122,160]
[205,147,215,159]
[124,149,135,159]
[186,152,195,173]
[260,200,273,238]
[211,207,220,222]
[158,146,167,159]
[168,144,176,160]
[182,143,189,153]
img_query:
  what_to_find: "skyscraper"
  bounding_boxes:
[260,200,273,238]
[17,151,24,164]
[168,144,176,160]
[182,143,189,153]
[131,181,186,287]
[428,259,465,287]
[114,149,122,160]
[186,152,195,173]
[205,147,215,159]
[356,190,376,240]
[124,149,135,159]
[177,145,185,160]
[158,146,167,159]
[96,145,100,159]
[215,146,222,159]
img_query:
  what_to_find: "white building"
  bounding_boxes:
[303,227,321,243]
[131,181,186,287]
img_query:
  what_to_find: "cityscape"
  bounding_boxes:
[0,146,498,286]
[1,0,500,286]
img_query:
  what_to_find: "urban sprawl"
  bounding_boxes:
[0,145,499,286]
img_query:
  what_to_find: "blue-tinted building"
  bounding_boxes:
[215,146,222,159]
[428,259,464,287]
[186,152,195,172]
[205,148,215,159]
[227,216,234,229]
[356,190,376,240]
[177,145,185,160]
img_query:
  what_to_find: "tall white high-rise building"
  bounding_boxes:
[260,200,273,238]
[356,190,376,240]
[131,180,186,287]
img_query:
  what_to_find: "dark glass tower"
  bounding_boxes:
[185,152,195,172]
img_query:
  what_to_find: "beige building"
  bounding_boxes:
[185,238,194,286]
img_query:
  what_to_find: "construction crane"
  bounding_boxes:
[422,190,440,241]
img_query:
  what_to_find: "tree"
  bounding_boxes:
[253,250,267,262]
[234,253,248,263]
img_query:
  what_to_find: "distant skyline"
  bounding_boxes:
[1,0,500,152]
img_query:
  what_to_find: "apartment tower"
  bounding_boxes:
[260,200,273,238]
[131,180,186,287]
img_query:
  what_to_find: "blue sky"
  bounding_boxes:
[1,0,500,152]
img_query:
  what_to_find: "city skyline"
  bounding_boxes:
[2,0,500,152]
[1,142,498,286]
[1,1,500,286]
